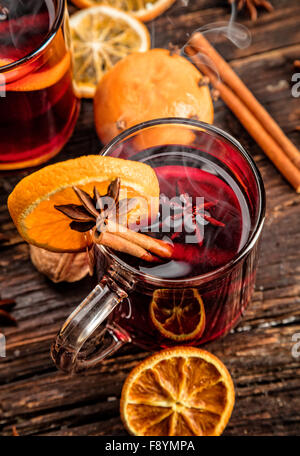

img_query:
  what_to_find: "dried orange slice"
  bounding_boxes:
[150,288,205,341]
[8,156,159,253]
[71,0,176,22]
[70,6,150,98]
[121,347,235,436]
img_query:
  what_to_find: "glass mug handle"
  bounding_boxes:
[50,277,131,373]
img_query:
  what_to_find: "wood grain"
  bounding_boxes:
[0,0,300,436]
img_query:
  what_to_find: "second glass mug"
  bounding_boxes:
[0,0,79,170]
[51,119,266,373]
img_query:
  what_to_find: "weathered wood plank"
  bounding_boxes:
[1,325,299,436]
[0,0,300,437]
[152,0,300,60]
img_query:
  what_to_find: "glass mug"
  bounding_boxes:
[51,119,266,373]
[0,0,79,170]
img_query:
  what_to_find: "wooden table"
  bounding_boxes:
[0,0,300,436]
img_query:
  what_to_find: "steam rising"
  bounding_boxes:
[197,21,251,49]
[0,0,55,59]
[136,2,253,278]
[191,1,251,49]
[182,1,251,79]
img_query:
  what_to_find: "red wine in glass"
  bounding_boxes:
[95,144,260,349]
[50,121,265,374]
[0,0,79,170]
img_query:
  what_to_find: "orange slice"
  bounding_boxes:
[71,0,176,22]
[70,6,150,98]
[121,347,235,436]
[6,52,71,92]
[8,156,159,253]
[0,57,13,67]
[150,288,205,341]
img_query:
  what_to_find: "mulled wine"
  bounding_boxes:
[0,0,79,170]
[95,135,264,348]
[50,120,265,373]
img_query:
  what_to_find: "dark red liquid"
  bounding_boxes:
[0,0,79,169]
[0,1,54,62]
[97,146,259,349]
[121,164,247,278]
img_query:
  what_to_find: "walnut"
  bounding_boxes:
[30,245,92,283]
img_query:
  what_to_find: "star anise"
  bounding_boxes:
[159,180,225,247]
[228,0,274,21]
[0,298,17,326]
[55,178,138,235]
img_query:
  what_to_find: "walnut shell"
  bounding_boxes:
[30,245,91,283]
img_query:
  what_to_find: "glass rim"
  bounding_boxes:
[0,0,65,73]
[99,117,266,287]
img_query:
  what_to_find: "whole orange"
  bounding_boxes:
[94,49,214,145]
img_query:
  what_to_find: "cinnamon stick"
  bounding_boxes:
[186,43,300,193]
[0,309,17,325]
[189,33,300,170]
[104,220,173,259]
[94,231,160,263]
